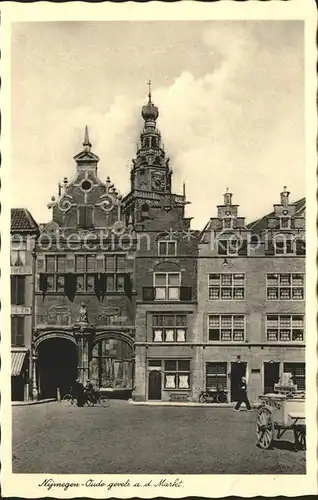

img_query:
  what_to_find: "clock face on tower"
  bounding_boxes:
[151,174,165,192]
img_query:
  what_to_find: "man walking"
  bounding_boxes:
[234,376,251,411]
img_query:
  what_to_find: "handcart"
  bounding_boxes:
[256,373,305,451]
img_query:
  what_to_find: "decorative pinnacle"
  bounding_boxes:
[83,125,92,150]
[147,80,152,102]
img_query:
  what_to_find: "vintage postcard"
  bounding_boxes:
[0,0,317,497]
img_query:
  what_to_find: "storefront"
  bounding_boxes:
[11,349,29,401]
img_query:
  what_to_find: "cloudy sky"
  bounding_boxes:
[11,21,304,229]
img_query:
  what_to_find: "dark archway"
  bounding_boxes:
[37,338,78,399]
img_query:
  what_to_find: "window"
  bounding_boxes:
[267,274,304,300]
[280,217,291,229]
[57,256,66,272]
[158,240,177,256]
[266,315,304,341]
[154,272,180,301]
[56,275,65,292]
[206,362,227,390]
[11,316,24,346]
[208,315,245,341]
[11,276,25,305]
[105,256,115,272]
[223,218,232,229]
[164,360,190,389]
[152,314,187,342]
[208,273,245,300]
[75,256,86,272]
[274,236,295,255]
[217,239,239,256]
[284,362,305,390]
[78,206,94,228]
[10,250,26,266]
[116,255,126,272]
[46,256,56,272]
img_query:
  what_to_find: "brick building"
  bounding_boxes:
[123,89,198,401]
[197,188,305,404]
[11,209,38,401]
[32,128,136,400]
[13,88,306,404]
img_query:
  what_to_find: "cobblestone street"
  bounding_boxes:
[12,402,305,474]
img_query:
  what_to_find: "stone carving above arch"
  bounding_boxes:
[153,260,181,273]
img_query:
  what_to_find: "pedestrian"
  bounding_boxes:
[73,378,85,407]
[234,376,251,411]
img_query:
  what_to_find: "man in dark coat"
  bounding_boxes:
[73,379,85,407]
[234,376,251,411]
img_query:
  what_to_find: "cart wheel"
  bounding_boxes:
[199,394,207,403]
[294,425,306,450]
[62,394,74,406]
[256,408,274,449]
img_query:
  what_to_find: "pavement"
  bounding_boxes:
[12,401,305,474]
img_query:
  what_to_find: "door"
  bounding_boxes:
[148,370,162,400]
[264,362,280,394]
[230,362,247,402]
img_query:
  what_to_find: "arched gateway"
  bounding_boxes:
[34,330,134,399]
[36,334,78,399]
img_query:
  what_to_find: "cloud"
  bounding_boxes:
[11,22,304,229]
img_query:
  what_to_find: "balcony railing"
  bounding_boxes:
[142,286,192,302]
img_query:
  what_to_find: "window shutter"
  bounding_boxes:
[64,273,76,301]
[39,273,48,293]
[99,273,107,300]
[86,207,93,228]
[143,287,155,302]
[296,239,306,256]
[217,240,227,255]
[11,277,16,304]
[78,207,86,228]
[124,273,133,300]
[265,238,275,256]
[17,276,25,305]
[238,240,248,256]
[179,286,192,301]
[94,273,101,300]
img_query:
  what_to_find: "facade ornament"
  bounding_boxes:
[78,302,88,323]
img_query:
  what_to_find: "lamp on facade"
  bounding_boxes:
[222,258,228,266]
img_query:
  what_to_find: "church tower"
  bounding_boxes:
[123,82,190,231]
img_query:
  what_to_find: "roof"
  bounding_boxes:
[11,208,39,233]
[247,198,305,232]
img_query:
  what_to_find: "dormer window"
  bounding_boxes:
[223,218,232,229]
[217,239,239,256]
[274,236,295,255]
[158,240,177,256]
[280,217,291,229]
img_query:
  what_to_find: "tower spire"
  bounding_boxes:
[147,79,152,103]
[83,125,92,151]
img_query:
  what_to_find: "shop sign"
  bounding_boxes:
[11,266,32,275]
[11,306,31,315]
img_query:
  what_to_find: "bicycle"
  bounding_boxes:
[62,391,110,407]
[199,389,228,404]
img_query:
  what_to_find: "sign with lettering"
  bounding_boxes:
[11,266,32,275]
[11,306,31,315]
[100,307,121,316]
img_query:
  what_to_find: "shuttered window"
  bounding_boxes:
[78,206,94,228]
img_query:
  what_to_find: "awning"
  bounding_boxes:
[11,352,27,376]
